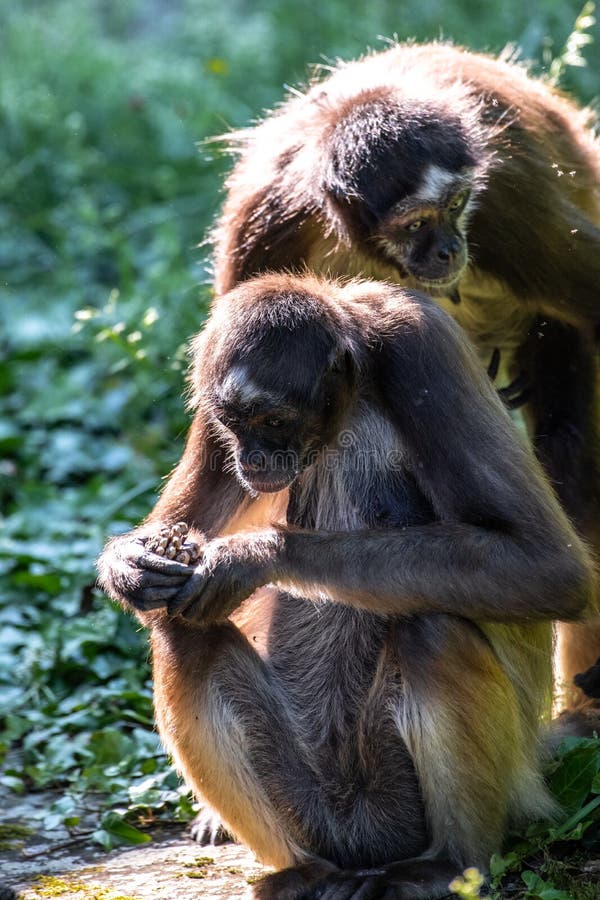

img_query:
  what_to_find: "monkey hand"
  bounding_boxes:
[97,524,204,613]
[164,531,280,625]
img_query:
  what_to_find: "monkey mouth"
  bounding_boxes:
[237,469,298,495]
[411,272,462,291]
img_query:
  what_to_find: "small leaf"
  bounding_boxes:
[489,851,520,880]
[101,811,151,845]
[92,828,116,851]
[521,870,572,899]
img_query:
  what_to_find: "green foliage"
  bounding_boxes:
[521,871,573,900]
[488,737,600,898]
[549,2,597,84]
[1,0,599,885]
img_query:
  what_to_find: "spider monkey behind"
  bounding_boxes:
[98,274,595,899]
[211,42,600,704]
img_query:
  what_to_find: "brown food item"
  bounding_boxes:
[146,523,201,565]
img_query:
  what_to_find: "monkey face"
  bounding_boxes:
[210,351,353,495]
[217,410,309,494]
[374,176,472,291]
[211,365,329,495]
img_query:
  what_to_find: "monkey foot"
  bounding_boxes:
[574,656,600,700]
[145,522,201,566]
[189,808,235,846]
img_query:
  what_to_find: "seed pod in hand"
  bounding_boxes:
[146,535,163,555]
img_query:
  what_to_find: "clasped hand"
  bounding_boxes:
[134,531,279,624]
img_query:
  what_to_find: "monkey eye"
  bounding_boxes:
[406,219,425,232]
[215,410,240,429]
[264,416,285,428]
[448,192,468,212]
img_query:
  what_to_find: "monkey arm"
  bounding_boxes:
[96,409,247,616]
[273,521,589,622]
[165,512,590,626]
[517,320,600,531]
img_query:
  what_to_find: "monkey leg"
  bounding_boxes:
[150,615,330,869]
[392,617,554,869]
[253,617,553,900]
[519,321,600,709]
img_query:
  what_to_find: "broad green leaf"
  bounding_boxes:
[548,742,600,812]
[100,811,152,845]
[521,870,573,899]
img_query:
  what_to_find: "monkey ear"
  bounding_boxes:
[328,347,355,381]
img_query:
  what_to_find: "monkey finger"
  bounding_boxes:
[173,575,231,623]
[138,552,195,576]
[135,569,190,588]
[487,347,500,381]
[504,389,531,410]
[132,584,184,610]
[165,571,211,617]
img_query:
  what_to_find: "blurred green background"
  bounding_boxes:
[1,0,600,866]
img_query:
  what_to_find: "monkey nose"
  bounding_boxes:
[240,450,267,473]
[244,459,264,474]
[437,239,461,263]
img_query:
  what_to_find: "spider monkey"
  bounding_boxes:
[98,274,595,899]
[211,42,600,706]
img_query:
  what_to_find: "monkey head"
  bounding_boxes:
[321,95,488,293]
[193,277,354,495]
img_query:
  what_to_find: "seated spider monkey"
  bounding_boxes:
[98,274,595,900]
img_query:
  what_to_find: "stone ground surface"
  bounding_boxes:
[0,789,268,899]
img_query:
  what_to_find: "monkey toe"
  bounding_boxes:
[497,372,531,410]
[189,808,234,846]
[252,862,338,899]
[300,873,386,900]
[486,348,500,381]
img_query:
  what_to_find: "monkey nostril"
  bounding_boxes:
[241,451,266,473]
[437,248,451,262]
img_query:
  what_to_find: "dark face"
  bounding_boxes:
[374,167,473,291]
[211,361,343,495]
[324,102,480,293]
